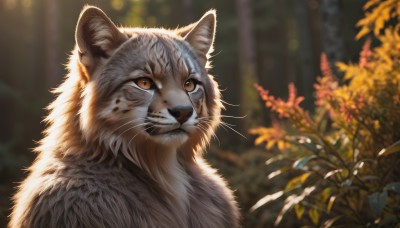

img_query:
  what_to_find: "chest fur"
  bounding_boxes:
[110,164,233,228]
[43,161,236,228]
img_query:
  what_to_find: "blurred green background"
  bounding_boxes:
[0,0,367,227]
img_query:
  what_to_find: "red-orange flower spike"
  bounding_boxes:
[320,53,333,78]
[314,74,338,110]
[359,39,372,68]
[287,83,304,108]
[254,83,305,119]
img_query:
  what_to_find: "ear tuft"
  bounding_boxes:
[75,6,127,71]
[183,10,216,66]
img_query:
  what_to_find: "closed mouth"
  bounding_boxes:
[146,127,187,136]
[167,128,187,134]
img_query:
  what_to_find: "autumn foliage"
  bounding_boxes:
[250,0,400,226]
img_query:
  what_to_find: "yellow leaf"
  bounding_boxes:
[266,140,276,150]
[294,204,305,219]
[248,127,268,135]
[321,187,331,203]
[397,2,400,17]
[363,0,381,10]
[336,62,348,72]
[255,135,267,145]
[285,172,311,192]
[356,26,370,40]
[374,7,391,36]
[356,17,369,27]
[277,140,286,150]
[327,196,336,214]
[308,208,320,225]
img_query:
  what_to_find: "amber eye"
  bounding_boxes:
[134,78,154,90]
[184,79,197,92]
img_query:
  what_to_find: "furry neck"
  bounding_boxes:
[127,143,191,211]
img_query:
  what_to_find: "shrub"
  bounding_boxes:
[249,1,400,226]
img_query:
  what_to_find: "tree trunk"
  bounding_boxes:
[257,0,290,123]
[320,0,345,75]
[293,0,317,109]
[44,0,61,89]
[235,0,263,133]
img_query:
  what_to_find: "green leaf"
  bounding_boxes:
[322,216,342,228]
[324,169,343,179]
[292,155,317,170]
[250,191,284,212]
[341,179,352,187]
[268,167,290,180]
[352,161,365,176]
[332,135,344,150]
[383,182,400,193]
[265,154,285,165]
[361,175,380,182]
[378,140,400,157]
[296,136,311,144]
[368,191,388,217]
[379,215,398,227]
[275,187,316,226]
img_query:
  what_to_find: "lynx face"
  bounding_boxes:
[75,7,221,157]
[97,33,215,147]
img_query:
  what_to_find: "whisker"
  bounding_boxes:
[116,122,148,138]
[219,122,247,139]
[197,122,220,146]
[197,115,246,119]
[114,118,145,132]
[219,121,235,127]
[221,100,240,107]
[194,124,214,148]
[198,118,246,139]
[219,114,247,119]
[128,126,153,145]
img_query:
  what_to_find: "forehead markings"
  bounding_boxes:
[172,40,205,81]
[142,35,190,86]
[171,41,190,79]
[147,35,172,78]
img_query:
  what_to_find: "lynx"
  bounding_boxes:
[9,6,239,228]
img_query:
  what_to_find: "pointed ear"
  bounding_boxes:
[75,6,127,73]
[181,10,216,67]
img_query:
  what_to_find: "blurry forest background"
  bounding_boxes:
[0,0,372,227]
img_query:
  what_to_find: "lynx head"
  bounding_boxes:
[56,6,222,165]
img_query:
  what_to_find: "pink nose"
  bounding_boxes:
[168,106,193,124]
